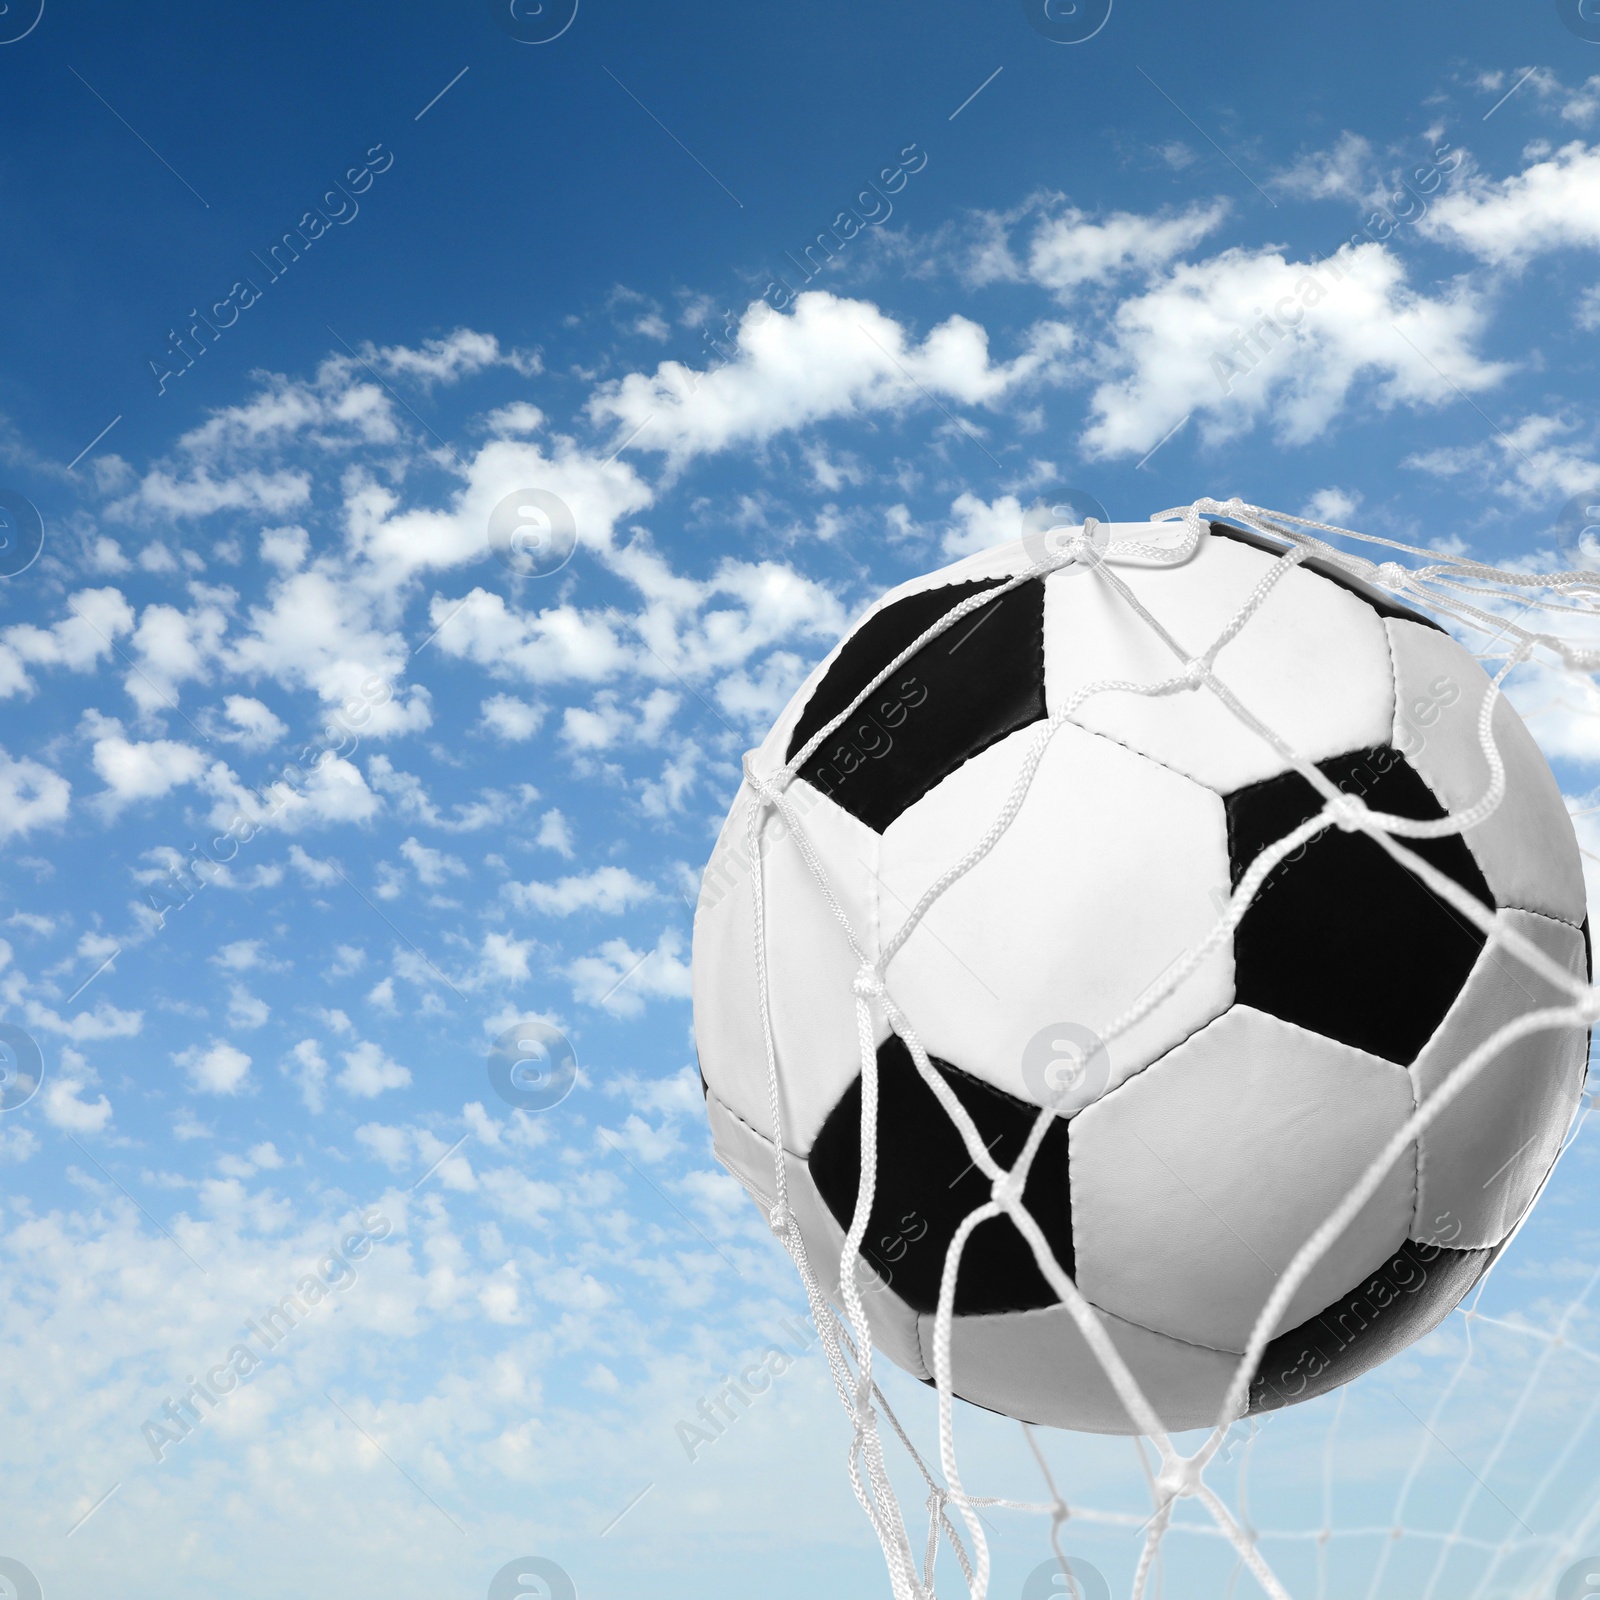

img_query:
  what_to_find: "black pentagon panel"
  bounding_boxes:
[785,577,1046,833]
[1226,746,1493,1063]
[809,1035,1072,1316]
[1248,1238,1494,1415]
[1209,521,1445,633]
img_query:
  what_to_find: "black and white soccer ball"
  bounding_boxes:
[692,516,1589,1433]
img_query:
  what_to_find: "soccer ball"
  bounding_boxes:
[691,516,1589,1433]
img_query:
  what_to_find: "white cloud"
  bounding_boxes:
[1273,132,1379,204]
[536,809,574,857]
[287,843,341,885]
[638,744,699,819]
[565,927,692,1016]
[328,949,365,981]
[337,1040,411,1097]
[1082,241,1509,457]
[179,1040,253,1095]
[426,588,629,685]
[259,525,310,571]
[941,491,1029,558]
[111,464,311,523]
[431,544,846,697]
[364,757,527,833]
[1404,413,1600,504]
[479,1265,523,1324]
[137,541,180,573]
[1300,486,1363,525]
[341,433,651,592]
[226,986,270,1030]
[69,934,118,973]
[220,695,287,750]
[603,1063,705,1121]
[285,1038,328,1112]
[0,747,70,841]
[211,939,267,971]
[0,1124,37,1161]
[478,931,536,984]
[587,290,1073,469]
[1023,200,1229,295]
[479,694,547,741]
[560,688,678,752]
[354,1120,411,1168]
[481,401,545,437]
[505,866,655,917]
[127,337,524,494]
[223,568,427,734]
[23,996,142,1041]
[1420,141,1600,266]
[1553,74,1600,127]
[0,587,134,699]
[88,535,129,572]
[42,1048,112,1133]
[217,753,381,832]
[599,1111,681,1165]
[86,718,206,814]
[370,327,539,386]
[399,836,467,885]
[165,361,394,459]
[712,651,808,730]
[125,593,231,713]
[372,862,405,901]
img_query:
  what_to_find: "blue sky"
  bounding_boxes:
[4,2,1600,1598]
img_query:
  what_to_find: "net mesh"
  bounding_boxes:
[732,496,1600,1600]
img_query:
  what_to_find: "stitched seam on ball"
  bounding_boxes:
[1495,903,1587,934]
[947,1292,1248,1356]
[706,1082,804,1163]
[931,1297,1245,1359]
[1058,709,1242,800]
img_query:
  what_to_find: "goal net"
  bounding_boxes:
[731,496,1600,1600]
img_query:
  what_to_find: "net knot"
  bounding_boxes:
[990,1165,1026,1209]
[1373,561,1409,592]
[1182,656,1209,689]
[1155,1455,1203,1503]
[741,750,789,798]
[767,1202,793,1236]
[852,964,886,1000]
